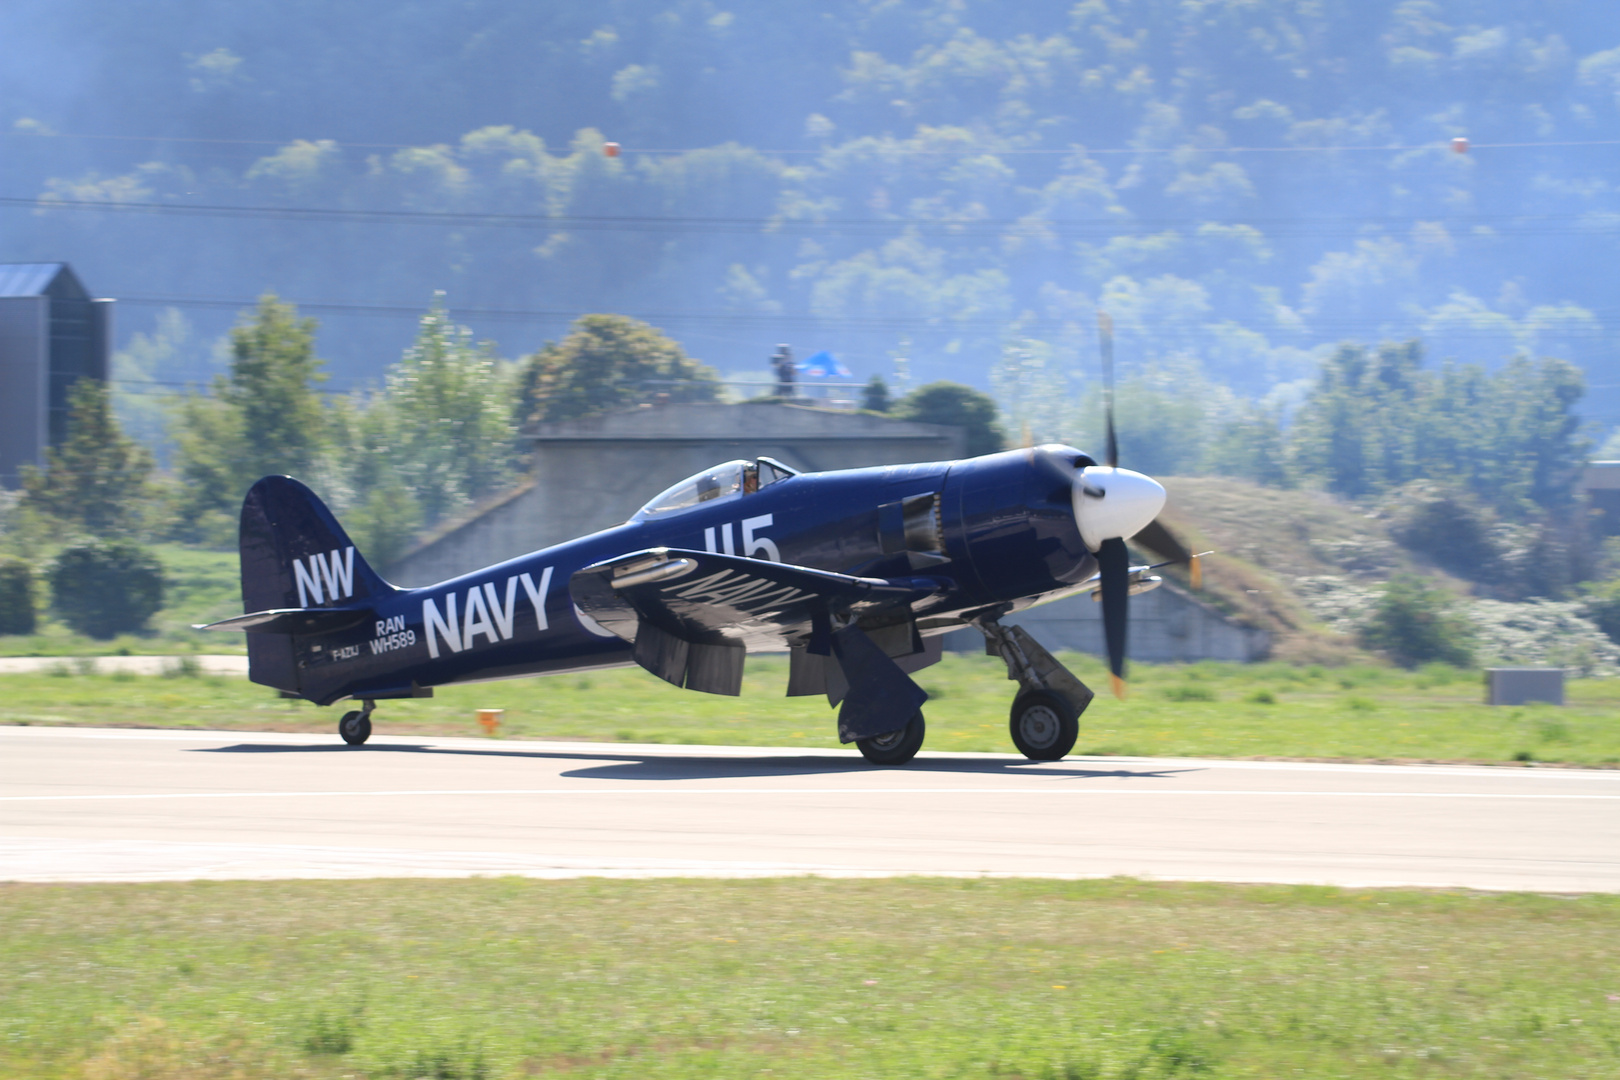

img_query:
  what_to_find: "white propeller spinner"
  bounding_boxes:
[1071,465,1166,551]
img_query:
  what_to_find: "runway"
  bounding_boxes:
[3,725,1619,891]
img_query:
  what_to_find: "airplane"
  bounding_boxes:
[202,323,1205,766]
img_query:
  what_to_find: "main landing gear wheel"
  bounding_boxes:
[1009,690,1079,761]
[338,710,372,746]
[856,712,926,766]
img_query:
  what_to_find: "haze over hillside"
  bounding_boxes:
[3,0,1618,438]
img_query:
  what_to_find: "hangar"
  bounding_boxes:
[0,263,115,488]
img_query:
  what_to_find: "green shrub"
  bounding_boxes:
[49,541,165,639]
[1359,575,1475,669]
[0,556,36,635]
[1386,482,1501,582]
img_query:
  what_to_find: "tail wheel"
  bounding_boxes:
[339,710,372,746]
[1009,690,1079,761]
[856,712,926,766]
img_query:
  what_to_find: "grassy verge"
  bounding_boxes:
[0,545,244,658]
[3,653,1620,765]
[4,877,1618,1078]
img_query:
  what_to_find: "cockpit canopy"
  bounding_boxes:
[635,457,799,518]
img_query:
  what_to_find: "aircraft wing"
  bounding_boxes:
[570,547,942,653]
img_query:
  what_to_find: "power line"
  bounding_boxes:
[112,293,1620,342]
[9,128,1620,156]
[7,194,1619,240]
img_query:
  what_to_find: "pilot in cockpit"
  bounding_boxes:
[635,457,798,519]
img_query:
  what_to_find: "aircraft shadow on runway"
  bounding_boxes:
[190,742,1194,782]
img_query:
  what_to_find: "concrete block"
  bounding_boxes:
[1485,668,1564,707]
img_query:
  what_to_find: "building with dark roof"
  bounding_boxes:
[0,263,114,487]
[386,402,967,586]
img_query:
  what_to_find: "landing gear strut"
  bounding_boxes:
[338,700,375,745]
[976,620,1093,761]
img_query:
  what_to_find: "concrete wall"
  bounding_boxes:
[387,403,966,586]
[943,581,1271,664]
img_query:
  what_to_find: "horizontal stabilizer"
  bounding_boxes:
[196,607,373,635]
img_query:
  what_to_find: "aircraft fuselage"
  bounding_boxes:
[281,446,1099,705]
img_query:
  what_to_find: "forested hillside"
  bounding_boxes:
[4,0,1620,459]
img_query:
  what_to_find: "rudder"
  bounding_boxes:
[238,475,396,692]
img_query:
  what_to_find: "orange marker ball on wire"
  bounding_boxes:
[603,141,621,158]
[1451,136,1469,154]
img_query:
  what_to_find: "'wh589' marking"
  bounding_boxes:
[370,614,416,656]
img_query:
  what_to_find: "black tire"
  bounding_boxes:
[1008,690,1079,761]
[856,712,926,766]
[339,710,372,746]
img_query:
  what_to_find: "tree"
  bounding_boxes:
[1360,576,1475,669]
[50,540,165,639]
[111,306,197,458]
[1385,482,1502,583]
[1206,408,1290,487]
[218,294,329,479]
[520,315,721,424]
[1493,356,1588,512]
[1291,341,1423,501]
[1291,343,1588,521]
[388,300,518,518]
[343,296,520,536]
[1108,375,1223,477]
[171,295,331,541]
[894,382,1005,457]
[1580,578,1620,645]
[20,378,154,537]
[861,374,892,413]
[0,557,35,636]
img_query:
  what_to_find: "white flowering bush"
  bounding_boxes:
[1293,576,1380,635]
[1462,599,1620,677]
[1290,575,1620,676]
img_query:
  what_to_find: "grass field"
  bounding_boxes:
[4,877,1618,1078]
[3,652,1619,765]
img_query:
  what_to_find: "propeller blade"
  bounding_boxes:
[1098,536,1130,698]
[1097,310,1118,469]
[1131,518,1205,589]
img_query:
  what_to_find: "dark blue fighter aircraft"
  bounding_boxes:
[202,434,1203,765]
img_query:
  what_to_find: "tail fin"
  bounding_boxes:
[238,476,396,692]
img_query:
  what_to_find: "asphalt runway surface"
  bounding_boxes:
[3,725,1619,891]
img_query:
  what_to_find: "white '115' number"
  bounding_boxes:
[704,514,780,562]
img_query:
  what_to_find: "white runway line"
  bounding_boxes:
[6,787,1620,803]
